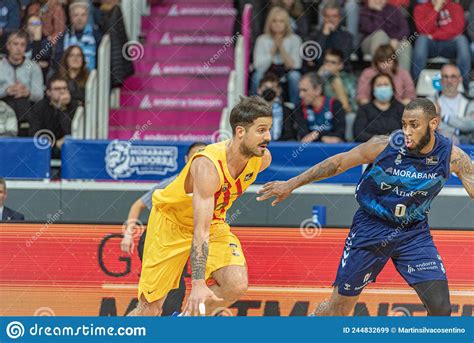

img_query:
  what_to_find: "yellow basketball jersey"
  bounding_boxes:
[152,140,262,228]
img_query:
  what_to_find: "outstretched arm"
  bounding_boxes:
[257,135,389,206]
[450,146,474,199]
[183,157,223,316]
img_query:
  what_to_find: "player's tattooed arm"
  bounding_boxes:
[290,135,389,188]
[190,157,220,280]
[257,135,388,206]
[184,157,223,316]
[450,146,474,199]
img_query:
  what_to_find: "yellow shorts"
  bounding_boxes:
[138,207,246,303]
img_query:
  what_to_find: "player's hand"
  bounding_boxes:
[120,235,134,255]
[183,280,223,316]
[256,180,293,206]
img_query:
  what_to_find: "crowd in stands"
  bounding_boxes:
[0,0,472,146]
[247,0,473,144]
[0,0,133,142]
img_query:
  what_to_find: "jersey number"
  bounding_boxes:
[394,204,406,217]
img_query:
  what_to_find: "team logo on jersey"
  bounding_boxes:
[221,183,229,193]
[105,140,178,179]
[229,243,240,257]
[244,172,254,181]
[426,155,439,166]
[394,154,403,165]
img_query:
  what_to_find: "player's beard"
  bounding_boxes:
[240,140,269,157]
[410,125,431,154]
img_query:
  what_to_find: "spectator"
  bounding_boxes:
[0,178,25,221]
[360,0,412,71]
[310,1,353,72]
[257,73,305,140]
[0,0,21,54]
[25,0,66,43]
[318,0,360,50]
[0,30,44,136]
[272,0,310,40]
[297,72,346,143]
[0,100,17,136]
[29,75,79,150]
[429,64,474,144]
[251,6,302,105]
[98,0,134,88]
[318,48,357,114]
[24,14,53,80]
[412,0,471,90]
[55,1,101,71]
[55,45,88,104]
[357,44,416,106]
[353,74,404,142]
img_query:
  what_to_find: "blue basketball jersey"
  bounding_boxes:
[355,132,453,226]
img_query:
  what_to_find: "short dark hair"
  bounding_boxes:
[325,48,344,62]
[373,44,398,72]
[47,75,68,90]
[0,178,6,191]
[258,72,280,88]
[302,72,323,89]
[405,98,438,120]
[323,0,342,15]
[186,142,206,156]
[7,30,29,43]
[229,96,272,134]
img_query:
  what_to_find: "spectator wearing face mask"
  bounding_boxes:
[353,73,404,142]
[256,73,305,141]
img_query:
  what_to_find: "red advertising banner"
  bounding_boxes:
[0,224,472,316]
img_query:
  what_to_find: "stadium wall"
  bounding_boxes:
[5,182,474,229]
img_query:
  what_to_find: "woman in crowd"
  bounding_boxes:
[272,0,309,40]
[356,44,415,106]
[26,0,66,44]
[251,6,302,105]
[54,45,89,105]
[354,73,404,142]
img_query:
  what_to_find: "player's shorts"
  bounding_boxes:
[333,208,447,296]
[138,207,246,303]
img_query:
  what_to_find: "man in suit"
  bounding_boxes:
[0,178,25,221]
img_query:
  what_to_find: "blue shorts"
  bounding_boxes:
[334,208,447,296]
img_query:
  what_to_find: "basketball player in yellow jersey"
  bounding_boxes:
[128,96,273,316]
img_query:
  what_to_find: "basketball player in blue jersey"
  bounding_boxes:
[257,98,474,316]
